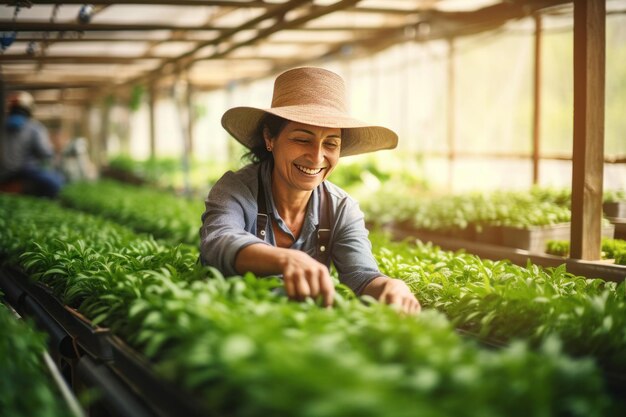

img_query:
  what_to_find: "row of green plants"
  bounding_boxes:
[62,176,623,250]
[59,179,204,246]
[55,180,577,249]
[57,180,626,378]
[0,193,616,416]
[370,234,626,379]
[362,187,573,232]
[106,154,242,193]
[361,187,624,233]
[546,238,626,265]
[0,296,74,417]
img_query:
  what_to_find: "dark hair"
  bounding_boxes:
[243,113,289,163]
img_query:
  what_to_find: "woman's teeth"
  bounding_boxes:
[295,165,323,175]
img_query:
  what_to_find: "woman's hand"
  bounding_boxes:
[281,249,335,307]
[363,277,421,315]
[235,244,334,307]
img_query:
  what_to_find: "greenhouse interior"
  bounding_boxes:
[1,0,625,416]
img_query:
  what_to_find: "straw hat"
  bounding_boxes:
[221,67,398,157]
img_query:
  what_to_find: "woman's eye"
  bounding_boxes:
[325,142,339,149]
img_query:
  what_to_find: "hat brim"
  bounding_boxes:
[221,105,398,157]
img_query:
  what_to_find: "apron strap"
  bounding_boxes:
[256,171,269,240]
[256,166,332,264]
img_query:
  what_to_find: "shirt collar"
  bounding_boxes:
[260,159,321,240]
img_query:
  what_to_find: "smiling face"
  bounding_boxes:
[264,121,341,195]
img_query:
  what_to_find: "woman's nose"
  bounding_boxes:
[311,144,326,164]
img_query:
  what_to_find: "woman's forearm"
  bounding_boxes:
[234,243,290,276]
[361,276,389,298]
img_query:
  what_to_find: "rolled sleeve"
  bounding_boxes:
[330,191,386,295]
[199,169,268,276]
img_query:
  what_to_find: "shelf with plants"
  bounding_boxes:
[546,238,626,266]
[0,193,618,416]
[361,187,617,252]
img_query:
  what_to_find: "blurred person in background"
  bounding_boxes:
[200,67,420,314]
[60,136,98,182]
[0,91,64,198]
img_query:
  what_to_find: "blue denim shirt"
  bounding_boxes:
[199,159,385,294]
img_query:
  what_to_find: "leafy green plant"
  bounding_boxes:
[60,179,203,245]
[0,193,615,416]
[546,238,626,265]
[106,154,239,192]
[370,232,626,382]
[0,299,75,417]
[361,187,574,233]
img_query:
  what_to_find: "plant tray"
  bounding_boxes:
[0,265,114,361]
[76,356,156,417]
[27,282,114,361]
[607,217,626,240]
[108,336,213,417]
[474,225,502,245]
[603,201,626,219]
[500,223,615,253]
[0,266,28,311]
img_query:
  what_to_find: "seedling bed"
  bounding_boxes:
[0,265,114,361]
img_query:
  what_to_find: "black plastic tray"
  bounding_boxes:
[27,281,114,361]
[0,265,113,361]
[77,355,156,417]
[0,265,28,311]
[108,335,215,417]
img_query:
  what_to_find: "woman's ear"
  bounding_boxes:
[263,126,272,151]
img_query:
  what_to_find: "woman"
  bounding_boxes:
[200,67,420,314]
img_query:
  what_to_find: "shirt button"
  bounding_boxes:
[320,245,326,252]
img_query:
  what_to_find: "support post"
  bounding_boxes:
[148,83,156,159]
[531,14,542,185]
[446,38,456,192]
[570,0,606,260]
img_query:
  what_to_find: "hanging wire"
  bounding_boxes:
[39,4,61,57]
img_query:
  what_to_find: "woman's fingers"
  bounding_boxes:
[319,275,334,307]
[403,297,421,315]
[306,269,320,299]
[282,251,334,305]
[379,278,421,315]
[294,274,311,300]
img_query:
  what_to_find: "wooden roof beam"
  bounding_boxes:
[15,1,270,6]
[197,0,363,61]
[5,21,232,32]
[0,55,160,64]
[131,0,312,85]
